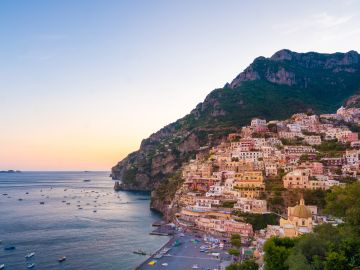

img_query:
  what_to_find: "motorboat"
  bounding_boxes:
[27,263,35,269]
[58,256,66,262]
[4,246,15,251]
[25,252,35,259]
[133,249,146,255]
[0,264,5,269]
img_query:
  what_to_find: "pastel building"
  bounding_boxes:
[279,198,315,237]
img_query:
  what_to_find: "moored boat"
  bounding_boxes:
[133,249,146,255]
[4,246,15,251]
[25,252,35,259]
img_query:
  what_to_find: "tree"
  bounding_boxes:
[231,234,242,249]
[231,238,241,249]
[325,252,348,270]
[325,182,360,229]
[263,237,296,270]
[285,252,312,270]
[226,260,259,270]
[228,248,240,256]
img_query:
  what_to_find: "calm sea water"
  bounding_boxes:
[0,171,169,270]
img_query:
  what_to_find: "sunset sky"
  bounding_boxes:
[1,0,360,170]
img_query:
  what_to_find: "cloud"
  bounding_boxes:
[312,12,352,28]
[273,12,353,34]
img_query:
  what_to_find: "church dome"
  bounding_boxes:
[292,199,312,219]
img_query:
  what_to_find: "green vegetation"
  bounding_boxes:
[264,237,297,270]
[299,154,310,162]
[233,212,279,230]
[221,200,237,208]
[281,138,306,146]
[230,233,242,248]
[315,140,348,157]
[228,248,240,256]
[226,260,259,270]
[263,182,360,270]
[122,166,138,184]
[265,176,286,192]
[155,172,184,202]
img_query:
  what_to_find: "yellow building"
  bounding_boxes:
[279,198,314,237]
[233,171,265,198]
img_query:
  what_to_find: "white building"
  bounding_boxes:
[345,149,359,166]
[206,185,226,197]
[251,118,266,127]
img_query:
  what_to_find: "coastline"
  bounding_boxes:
[135,234,174,270]
[135,225,229,270]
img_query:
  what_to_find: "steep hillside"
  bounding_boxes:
[112,49,360,209]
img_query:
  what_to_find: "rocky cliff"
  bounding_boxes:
[112,49,360,213]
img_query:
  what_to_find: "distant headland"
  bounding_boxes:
[0,170,22,173]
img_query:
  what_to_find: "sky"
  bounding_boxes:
[1,0,360,171]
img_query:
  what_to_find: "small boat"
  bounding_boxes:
[0,264,5,269]
[18,198,23,201]
[4,245,15,250]
[192,265,199,269]
[39,202,45,205]
[83,179,91,182]
[27,263,35,269]
[25,252,35,259]
[162,263,168,266]
[133,249,146,255]
[58,256,66,262]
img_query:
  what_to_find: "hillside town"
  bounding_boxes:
[165,105,360,267]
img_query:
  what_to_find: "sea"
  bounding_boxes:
[0,171,169,270]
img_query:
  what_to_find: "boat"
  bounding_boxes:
[192,265,199,269]
[4,245,15,250]
[39,202,45,205]
[161,263,168,266]
[133,249,146,255]
[27,263,35,269]
[0,264,5,269]
[25,252,35,259]
[83,179,91,182]
[58,256,66,262]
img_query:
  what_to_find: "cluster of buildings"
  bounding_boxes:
[173,107,359,241]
